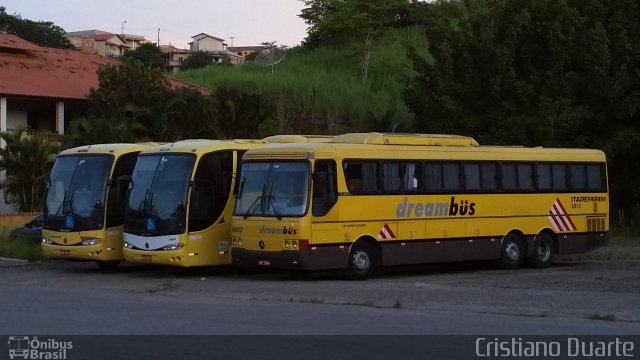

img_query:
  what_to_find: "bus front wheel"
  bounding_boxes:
[498,233,524,270]
[527,232,554,269]
[346,242,376,280]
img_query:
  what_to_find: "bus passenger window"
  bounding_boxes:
[464,164,481,190]
[537,164,552,190]
[518,164,534,190]
[552,164,567,190]
[382,162,421,192]
[587,164,603,190]
[501,164,517,190]
[570,164,587,190]
[344,161,379,193]
[443,163,460,191]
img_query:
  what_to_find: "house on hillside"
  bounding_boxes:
[227,45,265,59]
[66,30,148,57]
[0,34,210,212]
[0,34,118,212]
[160,44,192,73]
[188,33,243,65]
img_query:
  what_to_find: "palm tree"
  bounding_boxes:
[0,128,60,212]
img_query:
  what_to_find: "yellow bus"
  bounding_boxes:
[41,143,151,269]
[122,140,263,267]
[122,136,334,267]
[231,133,609,279]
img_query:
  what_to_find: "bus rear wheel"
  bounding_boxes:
[527,232,554,269]
[346,242,376,280]
[499,233,524,270]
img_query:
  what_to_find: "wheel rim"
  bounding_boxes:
[537,240,551,262]
[352,249,370,272]
[505,242,520,262]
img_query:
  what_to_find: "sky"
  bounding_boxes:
[2,0,309,48]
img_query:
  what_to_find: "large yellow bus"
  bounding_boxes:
[122,140,263,267]
[122,136,334,267]
[231,133,609,279]
[41,143,151,269]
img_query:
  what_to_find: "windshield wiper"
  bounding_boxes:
[243,195,263,219]
[55,188,67,216]
[66,188,77,216]
[243,184,266,219]
[265,184,282,220]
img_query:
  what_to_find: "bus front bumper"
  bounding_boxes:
[232,247,347,271]
[41,243,122,261]
[123,248,191,267]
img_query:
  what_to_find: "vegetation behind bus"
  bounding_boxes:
[3,1,640,233]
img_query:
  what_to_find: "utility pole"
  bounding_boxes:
[157,28,160,45]
[121,20,127,52]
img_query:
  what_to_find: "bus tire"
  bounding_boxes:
[498,233,524,270]
[346,242,376,280]
[527,232,554,269]
[96,260,120,270]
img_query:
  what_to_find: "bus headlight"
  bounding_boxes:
[162,243,184,251]
[284,241,290,249]
[124,241,135,249]
[81,238,103,246]
[292,241,298,249]
[42,237,53,245]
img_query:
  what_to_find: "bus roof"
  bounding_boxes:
[243,136,606,163]
[137,139,265,155]
[57,143,156,157]
[262,134,335,143]
[332,132,479,146]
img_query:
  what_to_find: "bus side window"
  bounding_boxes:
[233,150,247,195]
[106,152,139,228]
[189,151,233,232]
[383,162,421,192]
[312,160,337,216]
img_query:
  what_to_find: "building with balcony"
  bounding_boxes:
[227,45,265,59]
[66,30,149,57]
[0,34,211,212]
[188,33,243,65]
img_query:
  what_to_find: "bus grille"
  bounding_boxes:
[587,217,606,232]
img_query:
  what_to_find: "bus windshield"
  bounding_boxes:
[235,161,310,218]
[44,155,113,231]
[125,154,195,236]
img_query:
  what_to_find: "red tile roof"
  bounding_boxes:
[0,34,210,99]
[0,34,45,52]
[0,34,118,100]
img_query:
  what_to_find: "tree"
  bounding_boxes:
[86,58,171,141]
[406,0,640,227]
[0,129,60,212]
[181,51,214,70]
[121,42,163,69]
[299,0,412,80]
[158,88,219,141]
[0,6,74,49]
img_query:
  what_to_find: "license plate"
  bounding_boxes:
[141,255,152,261]
[60,250,70,256]
[258,260,271,266]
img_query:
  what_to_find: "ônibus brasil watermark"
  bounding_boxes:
[7,336,72,360]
